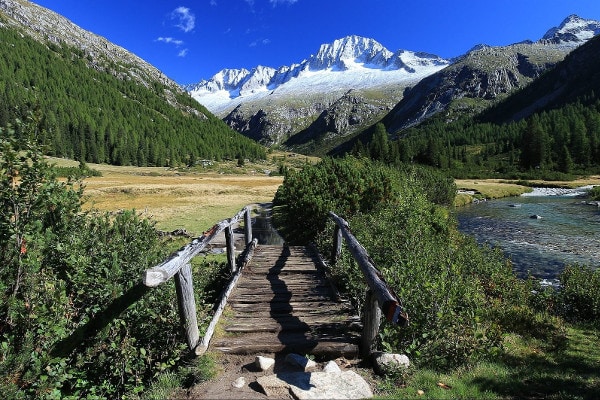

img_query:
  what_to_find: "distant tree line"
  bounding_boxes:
[0,26,266,166]
[351,94,600,178]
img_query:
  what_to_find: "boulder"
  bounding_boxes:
[257,370,373,399]
[255,355,276,371]
[323,360,342,373]
[372,352,410,376]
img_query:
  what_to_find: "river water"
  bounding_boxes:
[251,203,285,246]
[454,188,600,283]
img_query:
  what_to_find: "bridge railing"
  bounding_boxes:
[328,211,409,357]
[142,206,256,354]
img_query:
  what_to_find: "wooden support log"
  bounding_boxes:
[143,207,248,287]
[331,225,343,266]
[328,212,409,327]
[244,206,253,245]
[225,224,236,274]
[196,238,258,355]
[361,289,382,358]
[174,263,200,351]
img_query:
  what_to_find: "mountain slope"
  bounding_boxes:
[347,31,600,177]
[187,35,449,152]
[0,0,266,165]
[381,15,600,135]
[479,34,600,124]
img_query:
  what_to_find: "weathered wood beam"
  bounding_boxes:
[174,263,200,351]
[331,225,343,266]
[361,289,382,358]
[244,206,253,245]
[142,207,248,287]
[328,212,409,327]
[225,224,236,273]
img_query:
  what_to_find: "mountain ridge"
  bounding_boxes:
[187,35,449,116]
[187,15,600,154]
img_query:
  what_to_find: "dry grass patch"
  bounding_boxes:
[48,158,284,234]
[81,174,282,234]
[455,176,600,206]
[455,179,532,200]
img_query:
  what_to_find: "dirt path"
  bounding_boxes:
[173,353,375,399]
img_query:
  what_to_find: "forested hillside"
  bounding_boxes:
[343,36,600,179]
[0,25,266,166]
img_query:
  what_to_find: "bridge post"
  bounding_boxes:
[361,289,382,358]
[174,263,200,351]
[225,224,236,273]
[244,207,253,245]
[331,225,343,265]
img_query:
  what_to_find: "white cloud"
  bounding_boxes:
[178,48,189,57]
[171,6,196,33]
[270,0,298,5]
[249,38,271,47]
[156,37,184,46]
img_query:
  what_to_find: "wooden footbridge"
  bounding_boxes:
[143,206,408,360]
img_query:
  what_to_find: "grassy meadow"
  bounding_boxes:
[455,176,600,206]
[47,153,320,234]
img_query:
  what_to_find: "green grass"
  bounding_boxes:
[375,324,600,399]
[142,353,218,400]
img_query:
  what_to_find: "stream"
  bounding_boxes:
[454,187,600,284]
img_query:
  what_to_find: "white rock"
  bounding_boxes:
[255,355,276,371]
[232,376,245,388]
[285,353,318,371]
[323,360,341,373]
[372,352,410,376]
[257,371,373,399]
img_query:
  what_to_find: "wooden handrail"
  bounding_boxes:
[143,207,250,287]
[328,211,409,357]
[142,206,254,352]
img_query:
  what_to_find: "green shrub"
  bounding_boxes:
[332,204,513,369]
[273,157,455,244]
[0,118,219,398]
[589,185,600,201]
[558,265,600,322]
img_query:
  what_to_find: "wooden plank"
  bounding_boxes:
[195,239,258,355]
[211,332,359,357]
[174,263,199,351]
[210,244,360,358]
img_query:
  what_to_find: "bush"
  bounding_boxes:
[332,204,516,369]
[0,118,211,398]
[557,265,600,322]
[589,185,600,201]
[273,157,455,244]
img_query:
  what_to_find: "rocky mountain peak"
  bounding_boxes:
[541,14,600,44]
[307,35,393,70]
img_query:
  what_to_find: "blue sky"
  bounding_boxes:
[32,0,600,85]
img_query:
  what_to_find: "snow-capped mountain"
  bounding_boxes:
[541,14,600,44]
[187,15,600,153]
[187,35,449,116]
